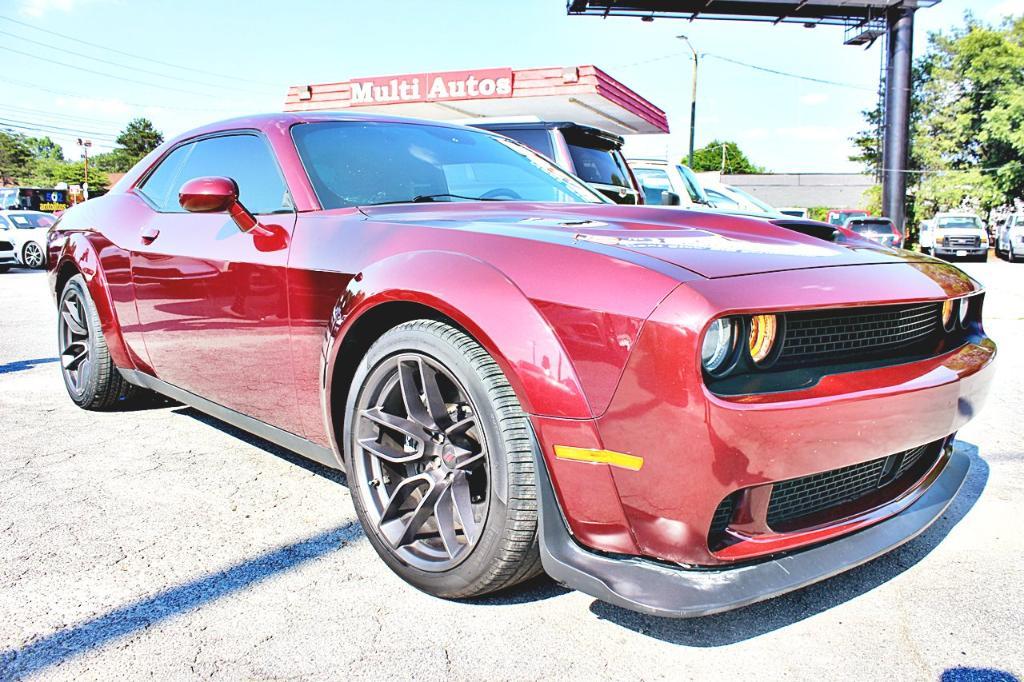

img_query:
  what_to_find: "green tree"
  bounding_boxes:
[853,15,1024,221]
[688,140,764,174]
[0,131,33,183]
[114,117,163,167]
[25,136,64,161]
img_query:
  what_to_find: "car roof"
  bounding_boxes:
[167,111,483,145]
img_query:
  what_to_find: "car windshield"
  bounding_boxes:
[676,164,711,204]
[291,121,606,208]
[724,185,778,214]
[632,168,673,204]
[706,188,741,209]
[849,220,893,234]
[5,212,56,228]
[937,216,982,229]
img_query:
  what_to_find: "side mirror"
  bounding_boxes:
[178,176,258,232]
[661,190,681,206]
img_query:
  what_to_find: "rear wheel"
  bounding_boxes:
[58,275,146,410]
[343,320,541,598]
[1011,241,1021,263]
[0,265,9,273]
[22,241,45,269]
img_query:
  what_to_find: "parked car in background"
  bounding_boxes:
[996,212,1024,261]
[827,209,868,226]
[470,121,642,205]
[627,158,712,208]
[702,181,783,218]
[844,216,903,249]
[779,207,809,219]
[47,112,995,618]
[920,212,989,262]
[0,232,16,272]
[0,210,57,269]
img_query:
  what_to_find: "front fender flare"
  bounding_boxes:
[323,250,594,443]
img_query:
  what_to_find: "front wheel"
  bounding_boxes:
[343,320,541,599]
[22,241,45,269]
[58,275,146,410]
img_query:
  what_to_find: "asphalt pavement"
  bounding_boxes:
[1,258,1022,681]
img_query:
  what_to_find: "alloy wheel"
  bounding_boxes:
[353,353,489,572]
[58,289,92,396]
[23,242,44,269]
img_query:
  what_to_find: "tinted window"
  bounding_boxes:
[291,122,603,208]
[633,168,672,204]
[486,128,555,161]
[565,142,630,188]
[173,135,290,214]
[138,143,192,211]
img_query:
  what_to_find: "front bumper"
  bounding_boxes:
[539,442,969,618]
[934,246,987,256]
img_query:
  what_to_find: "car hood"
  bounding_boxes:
[358,202,929,279]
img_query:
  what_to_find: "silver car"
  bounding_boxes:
[0,210,56,269]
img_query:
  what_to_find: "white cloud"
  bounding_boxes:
[774,125,846,142]
[20,0,79,16]
[799,93,830,106]
[54,95,131,117]
[988,0,1024,19]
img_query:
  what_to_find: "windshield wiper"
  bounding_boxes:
[411,193,506,203]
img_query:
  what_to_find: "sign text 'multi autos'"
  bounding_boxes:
[349,69,513,106]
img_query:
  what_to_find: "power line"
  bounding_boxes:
[0,102,130,127]
[0,45,267,100]
[0,28,276,96]
[0,75,242,114]
[0,14,281,88]
[703,54,876,91]
[0,115,119,138]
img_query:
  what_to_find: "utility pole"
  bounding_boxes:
[881,8,914,232]
[678,34,698,168]
[77,138,92,201]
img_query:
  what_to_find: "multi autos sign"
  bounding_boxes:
[348,68,513,106]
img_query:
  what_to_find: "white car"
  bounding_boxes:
[996,212,1024,262]
[0,233,16,272]
[919,211,989,261]
[627,158,712,208]
[702,181,783,217]
[0,210,57,269]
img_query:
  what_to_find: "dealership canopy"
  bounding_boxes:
[284,66,669,136]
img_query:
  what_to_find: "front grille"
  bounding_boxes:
[0,241,13,251]
[778,302,940,365]
[766,444,933,529]
[945,235,980,248]
[709,494,736,539]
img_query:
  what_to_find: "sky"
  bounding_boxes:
[1,0,1022,174]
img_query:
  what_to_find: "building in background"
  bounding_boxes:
[708,173,875,211]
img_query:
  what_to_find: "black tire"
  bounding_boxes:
[22,241,46,269]
[0,265,9,273]
[57,274,145,410]
[343,319,541,599]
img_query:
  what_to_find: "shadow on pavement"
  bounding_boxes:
[588,441,988,646]
[0,522,365,679]
[0,357,58,375]
[172,406,348,486]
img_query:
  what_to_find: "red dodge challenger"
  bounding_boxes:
[47,113,995,617]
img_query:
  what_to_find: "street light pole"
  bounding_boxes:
[678,34,699,168]
[77,138,92,201]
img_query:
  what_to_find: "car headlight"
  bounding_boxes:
[935,234,944,244]
[748,314,778,364]
[702,318,737,374]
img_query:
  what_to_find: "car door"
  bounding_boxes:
[129,132,303,434]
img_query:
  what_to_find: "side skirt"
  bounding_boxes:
[119,369,343,472]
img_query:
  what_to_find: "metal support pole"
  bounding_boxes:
[882,8,914,231]
[678,35,699,167]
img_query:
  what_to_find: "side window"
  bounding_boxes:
[138,143,193,211]
[174,134,291,214]
[633,168,672,204]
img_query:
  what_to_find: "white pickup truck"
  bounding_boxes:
[919,212,989,262]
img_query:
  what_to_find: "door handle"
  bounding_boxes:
[140,226,160,245]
